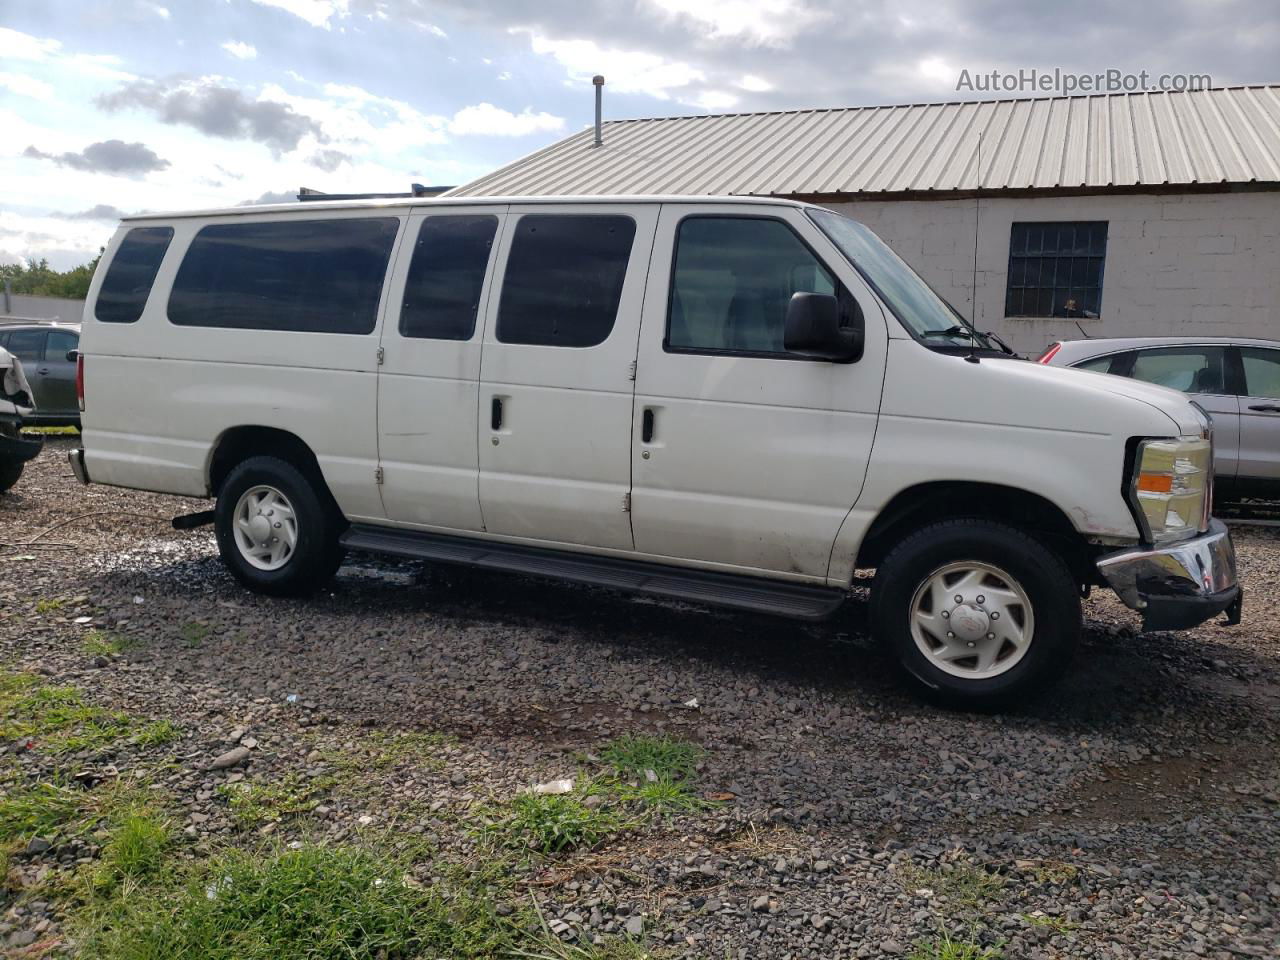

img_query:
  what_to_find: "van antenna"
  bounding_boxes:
[965,132,981,364]
[1074,320,1091,339]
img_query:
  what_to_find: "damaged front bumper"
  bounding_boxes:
[1097,519,1242,631]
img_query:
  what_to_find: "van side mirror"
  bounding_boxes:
[66,349,80,362]
[784,292,862,363]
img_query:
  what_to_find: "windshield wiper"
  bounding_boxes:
[920,325,970,338]
[982,329,1017,356]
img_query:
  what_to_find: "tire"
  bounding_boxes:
[214,456,345,596]
[870,519,1080,710]
[0,459,22,494]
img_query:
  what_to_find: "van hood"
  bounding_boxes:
[1009,360,1206,436]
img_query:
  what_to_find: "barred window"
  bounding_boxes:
[1005,222,1106,318]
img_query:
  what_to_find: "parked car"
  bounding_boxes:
[0,346,43,493]
[1039,336,1280,502]
[70,197,1240,708]
[0,320,82,427]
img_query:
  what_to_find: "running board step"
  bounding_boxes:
[340,525,846,621]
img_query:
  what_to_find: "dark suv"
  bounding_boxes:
[0,321,81,427]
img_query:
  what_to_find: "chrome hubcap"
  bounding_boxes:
[909,561,1034,680]
[232,485,298,571]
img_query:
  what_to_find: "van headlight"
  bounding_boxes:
[1129,437,1212,544]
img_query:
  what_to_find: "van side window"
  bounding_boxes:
[496,215,636,347]
[169,218,399,334]
[667,216,844,356]
[95,226,174,324]
[400,215,498,341]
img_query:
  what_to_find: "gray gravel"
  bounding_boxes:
[2,437,1278,958]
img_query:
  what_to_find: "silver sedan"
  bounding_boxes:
[1039,336,1280,501]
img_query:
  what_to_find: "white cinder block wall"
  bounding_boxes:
[822,191,1280,355]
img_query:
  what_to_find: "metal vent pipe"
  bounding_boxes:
[593,75,605,147]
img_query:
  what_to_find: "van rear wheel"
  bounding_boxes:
[214,456,343,596]
[870,519,1080,709]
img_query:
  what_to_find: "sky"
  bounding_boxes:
[2,0,1277,269]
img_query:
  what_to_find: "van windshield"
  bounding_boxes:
[807,209,995,350]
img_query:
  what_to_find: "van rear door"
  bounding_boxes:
[475,203,658,550]
[376,207,507,532]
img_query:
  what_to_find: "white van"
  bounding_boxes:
[70,196,1241,707]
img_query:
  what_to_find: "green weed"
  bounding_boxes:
[219,773,336,827]
[488,792,624,854]
[908,928,1003,960]
[83,631,140,657]
[77,844,517,960]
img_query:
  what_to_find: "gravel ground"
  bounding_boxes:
[2,437,1278,959]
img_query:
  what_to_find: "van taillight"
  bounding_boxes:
[76,354,85,411]
[1037,342,1062,364]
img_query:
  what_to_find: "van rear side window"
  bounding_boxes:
[168,218,399,334]
[496,215,635,348]
[95,226,174,324]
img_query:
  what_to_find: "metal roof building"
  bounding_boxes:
[448,85,1280,199]
[449,85,1280,355]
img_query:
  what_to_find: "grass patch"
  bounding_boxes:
[1020,913,1076,934]
[219,773,336,827]
[89,809,171,892]
[83,630,140,657]
[0,781,84,845]
[0,677,135,754]
[78,843,518,960]
[908,929,1003,960]
[134,719,181,747]
[597,734,701,782]
[487,792,624,854]
[178,622,211,647]
[594,735,709,815]
[901,862,1006,911]
[23,425,78,436]
[35,597,66,614]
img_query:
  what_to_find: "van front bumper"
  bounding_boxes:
[1096,520,1242,631]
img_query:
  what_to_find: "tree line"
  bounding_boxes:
[1,254,101,301]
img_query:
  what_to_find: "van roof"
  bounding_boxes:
[120,194,815,223]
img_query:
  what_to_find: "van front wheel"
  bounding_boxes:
[870,519,1080,709]
[214,456,343,596]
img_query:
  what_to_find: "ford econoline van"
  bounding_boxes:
[70,196,1241,707]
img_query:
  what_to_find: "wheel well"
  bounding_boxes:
[208,426,327,498]
[855,482,1095,583]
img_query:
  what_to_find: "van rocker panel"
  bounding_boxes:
[340,524,847,620]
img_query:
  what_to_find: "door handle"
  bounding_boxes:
[641,408,655,443]
[1248,404,1280,413]
[37,367,49,375]
[491,396,503,430]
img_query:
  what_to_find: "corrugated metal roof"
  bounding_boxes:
[448,85,1280,199]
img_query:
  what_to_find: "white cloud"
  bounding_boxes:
[0,27,133,82]
[690,90,739,111]
[247,0,349,29]
[0,26,61,62]
[222,40,258,60]
[149,4,171,19]
[645,0,829,46]
[518,31,705,99]
[738,74,773,92]
[0,73,55,101]
[449,102,565,137]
